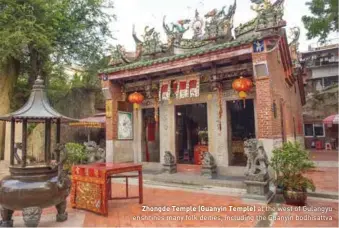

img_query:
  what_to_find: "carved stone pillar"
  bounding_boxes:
[201,152,217,178]
[162,151,177,174]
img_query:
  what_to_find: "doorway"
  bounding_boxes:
[175,103,208,164]
[227,99,255,166]
[141,108,160,162]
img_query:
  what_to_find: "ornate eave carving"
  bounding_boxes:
[235,0,285,39]
[107,0,287,71]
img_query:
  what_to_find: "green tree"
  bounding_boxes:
[0,0,115,157]
[302,0,338,42]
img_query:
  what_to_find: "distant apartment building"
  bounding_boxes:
[300,39,339,149]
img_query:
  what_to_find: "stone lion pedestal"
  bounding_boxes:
[201,152,217,179]
[242,139,274,203]
[162,151,177,174]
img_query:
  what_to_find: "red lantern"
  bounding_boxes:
[232,77,253,108]
[128,92,144,110]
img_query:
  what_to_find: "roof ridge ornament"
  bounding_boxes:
[33,75,45,89]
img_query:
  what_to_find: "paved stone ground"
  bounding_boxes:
[1,150,338,227]
[310,151,338,161]
[6,182,339,227]
[305,167,338,193]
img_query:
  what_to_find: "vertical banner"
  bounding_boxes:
[159,80,170,101]
[189,76,200,97]
[105,100,112,118]
[179,80,188,99]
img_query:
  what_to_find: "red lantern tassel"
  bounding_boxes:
[243,98,246,109]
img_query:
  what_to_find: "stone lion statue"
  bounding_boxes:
[84,141,106,163]
[202,152,215,167]
[244,139,268,180]
[164,151,175,165]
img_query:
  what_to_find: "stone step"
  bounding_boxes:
[143,172,247,189]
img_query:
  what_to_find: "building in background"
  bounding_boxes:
[300,39,339,149]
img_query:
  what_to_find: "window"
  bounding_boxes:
[304,124,313,136]
[314,124,325,136]
[254,63,268,76]
[324,76,338,88]
[304,123,325,137]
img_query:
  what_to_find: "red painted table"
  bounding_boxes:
[70,162,143,216]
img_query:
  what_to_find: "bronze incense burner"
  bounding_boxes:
[0,76,76,227]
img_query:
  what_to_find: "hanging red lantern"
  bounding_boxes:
[232,76,253,108]
[128,92,145,111]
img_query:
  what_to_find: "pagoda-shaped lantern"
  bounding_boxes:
[0,76,77,227]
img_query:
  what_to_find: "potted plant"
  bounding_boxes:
[198,130,208,145]
[64,143,88,173]
[270,141,316,206]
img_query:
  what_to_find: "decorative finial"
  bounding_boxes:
[33,75,45,88]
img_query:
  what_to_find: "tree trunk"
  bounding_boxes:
[0,58,20,160]
[28,45,39,88]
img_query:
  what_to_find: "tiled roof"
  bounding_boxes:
[99,35,262,74]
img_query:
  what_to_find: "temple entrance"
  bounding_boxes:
[175,103,208,165]
[227,99,255,166]
[141,108,160,162]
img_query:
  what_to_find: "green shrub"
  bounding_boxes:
[64,143,88,172]
[270,141,316,192]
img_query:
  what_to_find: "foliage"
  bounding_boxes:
[27,123,37,135]
[302,0,338,42]
[64,142,88,172]
[0,0,114,118]
[270,141,316,192]
[0,0,115,105]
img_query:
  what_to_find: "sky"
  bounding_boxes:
[109,0,338,52]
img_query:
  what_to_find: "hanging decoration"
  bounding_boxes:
[121,85,126,101]
[151,83,159,125]
[153,91,159,126]
[217,83,223,131]
[128,92,144,119]
[232,76,253,108]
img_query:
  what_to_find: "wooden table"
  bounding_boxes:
[70,162,143,216]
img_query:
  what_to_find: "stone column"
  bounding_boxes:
[133,108,143,163]
[101,80,122,163]
[159,102,176,164]
[207,92,228,168]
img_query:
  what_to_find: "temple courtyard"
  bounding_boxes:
[0,152,337,227]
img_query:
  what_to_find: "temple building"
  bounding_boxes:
[98,0,305,174]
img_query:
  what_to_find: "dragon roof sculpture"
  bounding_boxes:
[107,0,286,68]
[235,0,285,39]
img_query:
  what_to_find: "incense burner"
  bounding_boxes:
[0,76,76,227]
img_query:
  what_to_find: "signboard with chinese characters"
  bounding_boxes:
[105,100,112,118]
